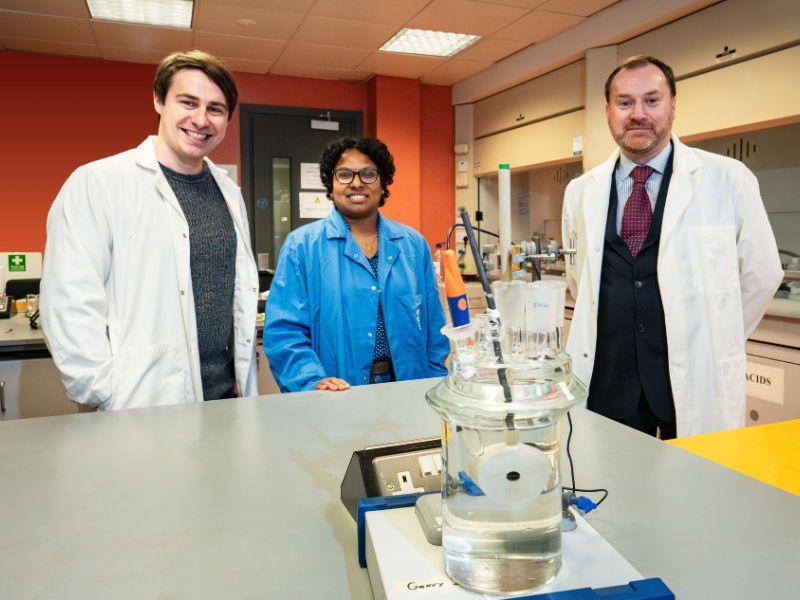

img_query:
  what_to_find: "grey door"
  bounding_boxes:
[240,105,362,270]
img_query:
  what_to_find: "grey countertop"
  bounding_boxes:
[0,313,45,351]
[0,315,260,352]
[1,378,799,599]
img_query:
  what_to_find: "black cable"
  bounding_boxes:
[445,223,499,250]
[569,488,609,506]
[565,412,576,492]
[563,411,610,507]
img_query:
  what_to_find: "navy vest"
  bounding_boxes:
[587,151,675,422]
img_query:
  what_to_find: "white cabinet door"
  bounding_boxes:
[0,358,76,420]
[745,341,800,426]
[474,61,584,139]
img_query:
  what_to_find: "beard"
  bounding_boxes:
[612,113,673,158]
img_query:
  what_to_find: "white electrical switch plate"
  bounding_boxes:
[392,471,425,496]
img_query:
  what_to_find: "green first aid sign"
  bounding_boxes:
[8,254,26,272]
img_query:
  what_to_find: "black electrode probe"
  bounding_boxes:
[458,207,514,416]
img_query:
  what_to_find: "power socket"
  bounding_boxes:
[340,437,442,521]
[373,450,441,496]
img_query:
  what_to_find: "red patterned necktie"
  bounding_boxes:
[621,165,654,257]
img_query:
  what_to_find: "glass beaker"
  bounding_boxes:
[426,352,585,594]
[26,294,38,317]
[441,321,478,371]
[473,313,505,366]
[523,282,560,361]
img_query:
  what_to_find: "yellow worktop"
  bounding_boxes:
[669,419,800,496]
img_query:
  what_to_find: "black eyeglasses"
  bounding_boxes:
[333,167,380,185]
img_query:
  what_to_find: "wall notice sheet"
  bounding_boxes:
[299,191,333,219]
[301,163,325,190]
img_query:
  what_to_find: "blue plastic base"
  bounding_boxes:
[357,493,431,568]
[518,578,673,599]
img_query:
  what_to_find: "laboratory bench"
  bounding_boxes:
[4,283,799,422]
[0,312,47,354]
[0,313,75,419]
[669,418,800,496]
[0,315,279,419]
[1,378,799,599]
[442,279,800,425]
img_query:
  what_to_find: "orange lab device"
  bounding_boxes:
[443,249,470,327]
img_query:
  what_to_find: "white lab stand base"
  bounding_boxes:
[365,507,642,600]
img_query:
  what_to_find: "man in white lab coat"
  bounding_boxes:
[562,55,782,438]
[40,50,259,410]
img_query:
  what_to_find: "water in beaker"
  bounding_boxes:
[440,422,563,594]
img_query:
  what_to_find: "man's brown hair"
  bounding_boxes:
[154,50,238,120]
[604,55,676,103]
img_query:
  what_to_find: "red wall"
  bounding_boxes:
[0,50,453,253]
[368,77,455,248]
[2,52,155,253]
[368,76,422,231]
[420,84,456,247]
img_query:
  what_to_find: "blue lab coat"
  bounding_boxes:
[264,209,450,392]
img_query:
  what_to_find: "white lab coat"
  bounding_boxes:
[562,135,783,437]
[41,137,259,410]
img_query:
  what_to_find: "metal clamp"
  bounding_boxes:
[561,248,577,265]
[565,237,577,265]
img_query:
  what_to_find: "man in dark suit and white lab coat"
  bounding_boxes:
[562,55,782,439]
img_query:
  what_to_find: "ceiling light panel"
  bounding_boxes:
[87,0,194,29]
[379,28,480,58]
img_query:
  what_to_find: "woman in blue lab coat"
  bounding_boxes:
[263,136,450,392]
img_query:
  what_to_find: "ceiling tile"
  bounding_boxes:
[335,70,373,81]
[419,72,464,86]
[475,0,547,7]
[292,16,397,51]
[357,52,447,79]
[537,0,618,17]
[92,21,193,52]
[100,46,170,64]
[0,11,94,44]
[270,62,371,81]
[279,42,371,70]
[310,0,430,26]
[0,0,88,18]
[454,37,528,61]
[218,56,273,74]
[494,9,582,43]
[193,3,304,41]
[193,31,285,62]
[196,0,316,13]
[421,58,493,84]
[408,0,530,37]
[0,36,99,58]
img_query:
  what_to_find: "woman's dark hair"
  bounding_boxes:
[320,136,396,206]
